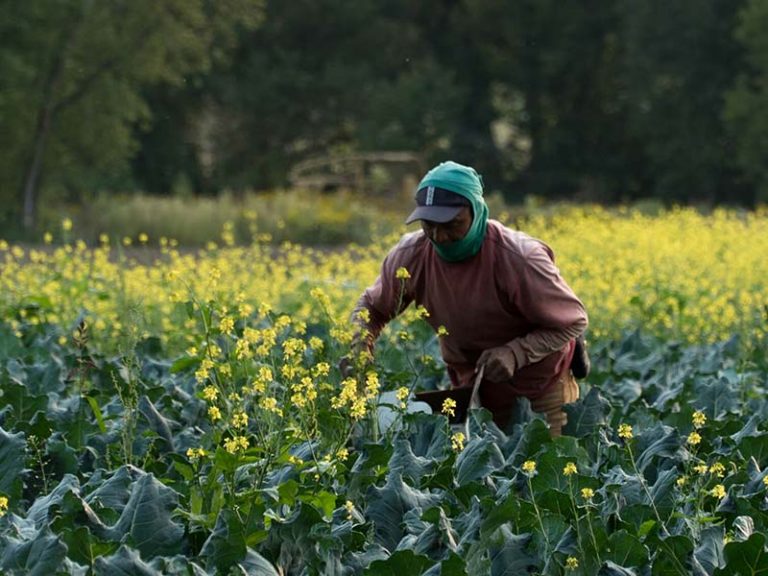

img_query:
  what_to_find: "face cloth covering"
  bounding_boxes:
[416,161,489,262]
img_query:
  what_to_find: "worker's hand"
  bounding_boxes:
[476,344,516,383]
[338,337,373,379]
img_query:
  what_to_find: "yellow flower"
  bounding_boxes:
[395,266,411,280]
[0,495,8,516]
[365,371,380,397]
[336,448,349,461]
[451,432,465,452]
[260,396,283,416]
[396,386,409,408]
[581,487,595,500]
[436,325,449,337]
[694,464,709,475]
[563,462,578,476]
[522,460,537,475]
[43,232,53,244]
[710,484,726,500]
[224,435,249,454]
[692,410,707,428]
[345,500,355,520]
[442,398,457,417]
[763,475,768,488]
[618,423,633,439]
[219,316,235,335]
[138,233,149,244]
[709,462,725,478]
[565,557,579,570]
[232,411,248,429]
[355,308,371,323]
[208,406,222,421]
[186,447,206,461]
[61,218,73,232]
[202,385,218,401]
[687,431,702,446]
[676,476,688,487]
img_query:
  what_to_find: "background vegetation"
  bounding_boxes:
[3,0,768,239]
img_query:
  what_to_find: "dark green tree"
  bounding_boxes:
[465,0,635,200]
[724,0,768,204]
[0,0,262,231]
[620,0,747,204]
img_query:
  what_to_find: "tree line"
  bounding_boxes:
[2,0,767,232]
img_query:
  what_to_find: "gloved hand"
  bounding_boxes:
[477,343,517,383]
[338,337,373,378]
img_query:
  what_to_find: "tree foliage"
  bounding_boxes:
[0,0,263,230]
[1,0,766,232]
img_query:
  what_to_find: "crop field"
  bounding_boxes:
[0,207,767,575]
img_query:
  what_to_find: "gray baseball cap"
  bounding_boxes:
[405,186,471,224]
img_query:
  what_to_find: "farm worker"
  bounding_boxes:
[348,160,588,436]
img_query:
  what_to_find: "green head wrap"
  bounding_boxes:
[416,161,489,262]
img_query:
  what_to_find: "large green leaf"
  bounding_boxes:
[388,437,436,486]
[0,527,69,576]
[562,387,612,437]
[341,545,390,574]
[422,552,467,576]
[25,474,81,528]
[93,544,161,576]
[487,526,538,576]
[0,426,26,500]
[455,435,505,486]
[364,549,433,575]
[635,424,685,474]
[199,508,247,572]
[95,472,184,559]
[406,414,451,461]
[714,532,768,575]
[238,548,281,576]
[599,561,639,575]
[649,534,693,576]
[366,472,443,551]
[0,383,49,430]
[137,395,175,453]
[85,465,145,517]
[693,526,724,575]
[605,530,649,568]
[737,434,768,465]
[693,377,740,420]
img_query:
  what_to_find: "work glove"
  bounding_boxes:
[477,343,517,383]
[338,336,373,379]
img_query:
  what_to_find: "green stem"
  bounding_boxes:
[527,476,552,560]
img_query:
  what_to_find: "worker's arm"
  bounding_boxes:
[479,242,587,381]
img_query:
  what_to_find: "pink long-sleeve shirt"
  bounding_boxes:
[353,220,588,401]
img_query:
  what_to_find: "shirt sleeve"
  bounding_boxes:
[351,244,415,347]
[504,242,588,369]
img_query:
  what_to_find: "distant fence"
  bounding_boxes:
[288,151,425,197]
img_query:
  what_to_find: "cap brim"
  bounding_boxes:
[405,205,463,225]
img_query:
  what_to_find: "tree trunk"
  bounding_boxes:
[22,104,54,230]
[19,9,85,231]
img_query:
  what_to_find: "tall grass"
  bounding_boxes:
[70,190,404,246]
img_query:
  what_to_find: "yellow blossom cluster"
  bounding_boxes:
[0,207,765,355]
[224,435,249,454]
[330,371,380,420]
